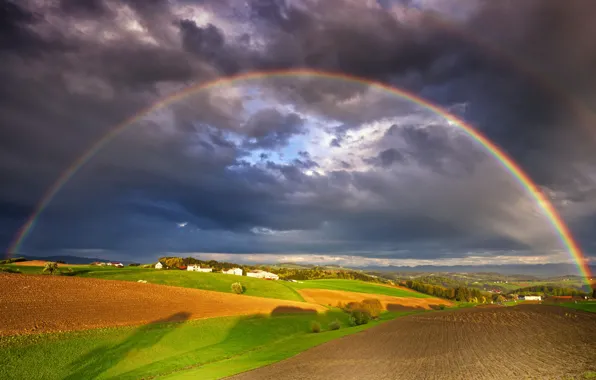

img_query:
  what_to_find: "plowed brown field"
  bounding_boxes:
[297,288,452,310]
[231,305,596,380]
[0,274,325,336]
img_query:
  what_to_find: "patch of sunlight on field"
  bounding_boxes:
[0,310,416,380]
[287,279,430,298]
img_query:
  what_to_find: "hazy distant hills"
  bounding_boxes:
[21,255,133,265]
[14,256,594,278]
[359,263,595,278]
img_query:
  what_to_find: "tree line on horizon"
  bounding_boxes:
[156,257,384,283]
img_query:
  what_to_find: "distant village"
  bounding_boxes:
[91,260,280,280]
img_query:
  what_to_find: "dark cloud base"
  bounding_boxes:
[1,0,595,267]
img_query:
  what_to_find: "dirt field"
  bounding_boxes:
[297,288,452,310]
[11,260,88,267]
[12,260,53,266]
[0,274,325,336]
[230,305,596,380]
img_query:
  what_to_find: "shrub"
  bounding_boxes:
[231,282,245,294]
[42,262,59,275]
[349,309,371,326]
[360,299,383,319]
[328,319,341,330]
[310,321,321,333]
[439,304,447,310]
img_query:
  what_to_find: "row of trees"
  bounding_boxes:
[404,280,494,302]
[156,257,384,283]
[157,257,247,272]
[509,285,589,297]
[270,266,384,282]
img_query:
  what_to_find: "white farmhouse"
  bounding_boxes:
[247,270,279,280]
[187,264,213,273]
[520,295,542,301]
[155,262,163,269]
[223,268,243,276]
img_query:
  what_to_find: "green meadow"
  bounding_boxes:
[0,265,304,302]
[287,279,431,298]
[553,302,596,313]
[0,310,419,380]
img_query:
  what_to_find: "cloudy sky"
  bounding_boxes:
[1,0,595,269]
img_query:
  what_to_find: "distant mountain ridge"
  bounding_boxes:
[21,255,133,265]
[358,263,596,278]
[11,255,594,278]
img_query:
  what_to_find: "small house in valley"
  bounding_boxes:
[155,262,163,269]
[223,268,243,276]
[187,264,213,273]
[519,295,542,301]
[247,270,279,280]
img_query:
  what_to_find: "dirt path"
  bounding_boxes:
[229,305,596,380]
[297,288,451,310]
[0,274,325,336]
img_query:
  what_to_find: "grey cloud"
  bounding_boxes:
[0,0,594,266]
[241,108,305,149]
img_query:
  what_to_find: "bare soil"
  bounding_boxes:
[0,273,325,336]
[297,288,451,310]
[12,260,52,266]
[230,305,596,380]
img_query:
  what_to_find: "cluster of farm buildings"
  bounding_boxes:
[154,262,279,280]
[91,261,124,267]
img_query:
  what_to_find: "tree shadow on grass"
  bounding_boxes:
[270,306,318,315]
[64,312,191,380]
[385,304,426,312]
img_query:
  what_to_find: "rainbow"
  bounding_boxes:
[7,69,591,281]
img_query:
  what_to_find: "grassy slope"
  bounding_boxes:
[79,269,304,302]
[0,265,304,302]
[0,310,418,380]
[287,279,431,298]
[553,302,596,313]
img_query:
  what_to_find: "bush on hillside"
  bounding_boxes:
[42,262,59,275]
[349,309,370,326]
[0,257,26,265]
[328,319,341,330]
[360,299,383,319]
[310,320,321,333]
[439,304,447,310]
[231,282,245,294]
[0,267,21,274]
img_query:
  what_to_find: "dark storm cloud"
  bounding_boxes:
[0,0,594,265]
[241,108,305,149]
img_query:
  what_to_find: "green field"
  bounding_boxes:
[2,266,432,301]
[0,264,121,275]
[553,302,596,313]
[287,279,431,298]
[0,310,419,380]
[0,265,304,302]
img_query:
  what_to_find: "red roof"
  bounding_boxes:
[551,296,572,299]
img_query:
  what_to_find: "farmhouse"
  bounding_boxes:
[223,268,243,276]
[110,262,124,268]
[247,270,279,280]
[187,264,213,273]
[155,262,163,269]
[519,295,542,301]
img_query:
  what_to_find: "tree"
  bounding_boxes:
[42,262,59,275]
